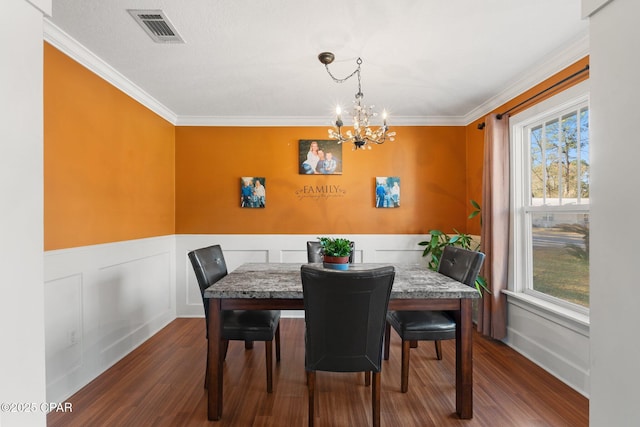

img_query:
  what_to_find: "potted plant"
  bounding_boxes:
[318,237,352,270]
[418,200,489,294]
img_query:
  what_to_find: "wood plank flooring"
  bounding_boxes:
[48,318,588,427]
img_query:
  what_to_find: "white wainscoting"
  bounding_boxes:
[44,236,176,403]
[44,233,590,402]
[175,234,428,319]
[503,292,590,397]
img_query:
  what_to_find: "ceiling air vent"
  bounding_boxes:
[128,9,185,44]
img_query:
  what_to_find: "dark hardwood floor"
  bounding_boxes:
[48,318,588,427]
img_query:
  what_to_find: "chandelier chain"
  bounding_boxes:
[323,57,362,85]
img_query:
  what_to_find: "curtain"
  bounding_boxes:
[477,114,509,339]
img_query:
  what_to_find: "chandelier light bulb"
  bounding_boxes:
[335,105,343,127]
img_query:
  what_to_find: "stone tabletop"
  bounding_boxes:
[204,263,479,300]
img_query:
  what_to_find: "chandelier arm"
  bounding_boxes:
[364,136,384,145]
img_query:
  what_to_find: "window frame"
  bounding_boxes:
[508,80,590,320]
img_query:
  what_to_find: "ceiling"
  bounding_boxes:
[45,0,589,126]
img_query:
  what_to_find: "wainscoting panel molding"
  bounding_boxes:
[44,236,176,403]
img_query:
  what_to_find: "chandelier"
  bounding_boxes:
[318,52,395,150]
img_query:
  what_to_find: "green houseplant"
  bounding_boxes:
[318,237,352,270]
[418,200,489,294]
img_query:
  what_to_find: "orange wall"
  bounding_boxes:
[44,43,175,250]
[176,126,469,235]
[464,56,590,235]
[43,41,586,248]
[43,43,470,250]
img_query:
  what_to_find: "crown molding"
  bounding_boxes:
[175,115,467,127]
[43,19,588,129]
[43,20,178,124]
[176,115,330,127]
[463,29,589,125]
[393,116,468,126]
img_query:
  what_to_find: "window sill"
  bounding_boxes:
[502,290,590,337]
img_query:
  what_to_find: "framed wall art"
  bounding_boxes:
[375,177,400,208]
[240,177,266,208]
[298,139,342,175]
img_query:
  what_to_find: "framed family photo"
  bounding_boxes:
[298,139,343,175]
[240,177,266,208]
[375,177,400,208]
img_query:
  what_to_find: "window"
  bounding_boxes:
[510,83,589,315]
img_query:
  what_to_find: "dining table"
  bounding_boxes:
[204,262,480,421]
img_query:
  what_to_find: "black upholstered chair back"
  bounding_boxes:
[301,265,395,373]
[188,244,228,322]
[437,246,485,287]
[306,240,356,263]
[306,241,323,263]
[348,241,355,264]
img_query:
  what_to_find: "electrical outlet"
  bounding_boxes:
[68,329,78,345]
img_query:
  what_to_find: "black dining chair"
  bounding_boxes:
[384,246,485,393]
[306,241,323,263]
[306,240,355,263]
[188,244,281,392]
[301,264,395,427]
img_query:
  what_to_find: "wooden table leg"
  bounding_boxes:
[455,298,473,419]
[208,298,223,420]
